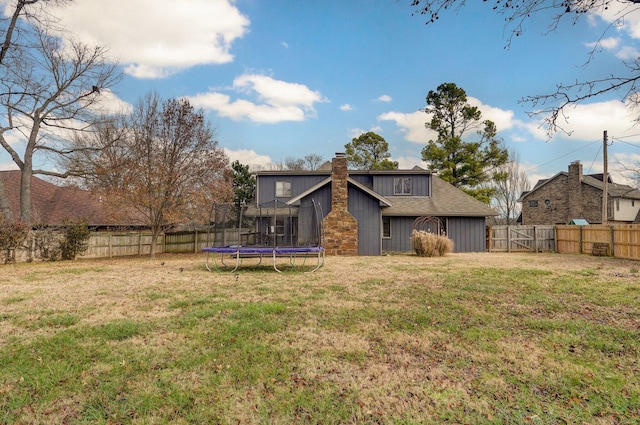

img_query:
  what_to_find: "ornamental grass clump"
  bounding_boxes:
[411,229,454,257]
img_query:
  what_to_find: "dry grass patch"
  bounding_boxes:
[1,252,639,424]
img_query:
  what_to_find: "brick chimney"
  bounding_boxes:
[568,161,583,219]
[322,153,358,255]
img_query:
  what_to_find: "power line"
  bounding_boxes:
[613,139,640,150]
[523,140,601,174]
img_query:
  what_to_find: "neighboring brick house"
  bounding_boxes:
[0,170,144,228]
[247,153,497,255]
[519,161,640,225]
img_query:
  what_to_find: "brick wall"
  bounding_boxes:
[322,154,358,255]
[522,161,605,225]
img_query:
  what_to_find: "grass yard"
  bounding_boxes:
[1,252,639,424]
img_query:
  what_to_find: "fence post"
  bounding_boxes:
[609,226,614,257]
[578,227,583,254]
[108,233,113,258]
[507,226,511,253]
[194,230,198,254]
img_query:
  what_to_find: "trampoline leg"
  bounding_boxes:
[273,250,282,273]
[205,252,212,272]
[231,252,240,273]
[307,250,324,273]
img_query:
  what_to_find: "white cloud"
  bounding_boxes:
[87,89,133,115]
[589,3,640,40]
[587,36,620,50]
[44,0,250,79]
[340,104,354,111]
[616,45,640,60]
[467,97,516,132]
[377,110,432,143]
[379,100,539,145]
[187,74,327,123]
[347,126,383,139]
[550,99,640,141]
[224,148,271,169]
[393,156,429,170]
[377,95,393,102]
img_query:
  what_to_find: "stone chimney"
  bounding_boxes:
[568,160,583,219]
[322,153,358,255]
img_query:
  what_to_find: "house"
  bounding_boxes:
[519,161,640,225]
[246,153,497,255]
[0,170,143,228]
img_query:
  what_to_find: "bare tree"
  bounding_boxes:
[409,0,640,135]
[0,0,71,219]
[488,151,531,225]
[284,156,306,171]
[304,153,324,170]
[0,5,121,224]
[82,93,232,258]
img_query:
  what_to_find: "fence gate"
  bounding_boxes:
[488,226,555,252]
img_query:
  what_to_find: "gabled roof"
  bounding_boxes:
[253,168,495,218]
[583,174,640,199]
[382,176,497,217]
[285,176,392,207]
[520,171,640,201]
[0,170,142,227]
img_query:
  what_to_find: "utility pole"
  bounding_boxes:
[602,130,608,224]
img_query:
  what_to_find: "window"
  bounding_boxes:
[529,200,538,208]
[393,177,411,195]
[382,217,391,238]
[275,181,291,197]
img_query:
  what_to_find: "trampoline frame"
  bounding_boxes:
[203,245,325,273]
[203,198,325,273]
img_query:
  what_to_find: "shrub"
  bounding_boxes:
[59,219,91,260]
[0,214,28,263]
[411,229,454,257]
[32,219,91,261]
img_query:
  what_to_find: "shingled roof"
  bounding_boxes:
[0,170,143,227]
[521,171,640,201]
[381,176,497,217]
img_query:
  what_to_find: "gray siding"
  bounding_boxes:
[446,217,487,252]
[373,174,431,197]
[348,186,381,256]
[382,217,414,253]
[350,174,373,189]
[257,175,329,203]
[383,216,487,253]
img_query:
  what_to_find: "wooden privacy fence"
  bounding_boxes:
[83,228,246,258]
[487,226,556,253]
[556,224,640,261]
[83,232,164,259]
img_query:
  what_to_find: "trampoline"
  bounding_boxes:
[203,245,325,273]
[203,198,325,273]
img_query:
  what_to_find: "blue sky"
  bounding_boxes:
[3,0,640,186]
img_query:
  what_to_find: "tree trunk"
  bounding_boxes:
[149,229,160,259]
[19,167,31,224]
[0,178,11,219]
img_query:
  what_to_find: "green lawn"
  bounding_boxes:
[1,252,639,424]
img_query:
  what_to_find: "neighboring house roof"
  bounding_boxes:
[520,171,640,201]
[382,176,498,217]
[0,170,142,227]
